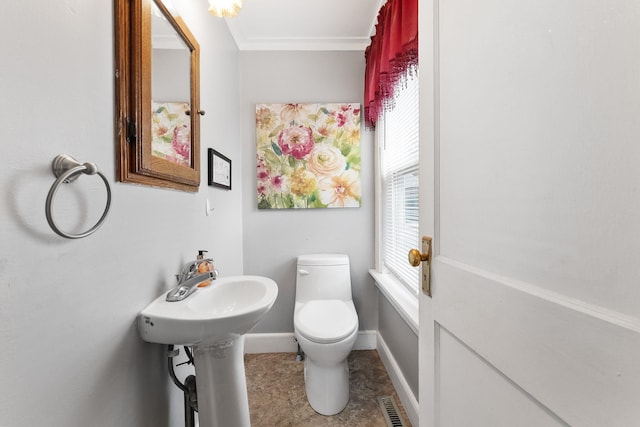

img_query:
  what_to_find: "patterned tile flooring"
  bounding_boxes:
[244,350,412,427]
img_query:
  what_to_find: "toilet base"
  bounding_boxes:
[304,357,350,415]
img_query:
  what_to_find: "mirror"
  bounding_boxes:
[115,0,201,192]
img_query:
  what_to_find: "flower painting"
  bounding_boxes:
[256,103,361,209]
[151,101,191,167]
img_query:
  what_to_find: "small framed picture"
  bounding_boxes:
[208,148,232,190]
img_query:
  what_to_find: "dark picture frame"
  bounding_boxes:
[208,148,231,190]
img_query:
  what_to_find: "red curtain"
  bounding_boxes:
[364,0,418,130]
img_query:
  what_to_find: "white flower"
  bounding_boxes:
[318,170,361,207]
[307,145,346,177]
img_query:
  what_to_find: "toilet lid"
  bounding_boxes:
[295,300,358,344]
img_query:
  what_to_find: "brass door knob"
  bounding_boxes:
[408,248,428,267]
[408,236,433,297]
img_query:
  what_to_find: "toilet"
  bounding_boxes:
[293,254,359,415]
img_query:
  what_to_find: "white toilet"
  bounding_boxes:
[293,254,359,415]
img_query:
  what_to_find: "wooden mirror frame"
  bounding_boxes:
[115,0,201,192]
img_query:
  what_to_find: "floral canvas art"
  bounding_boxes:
[151,101,191,167]
[256,103,362,209]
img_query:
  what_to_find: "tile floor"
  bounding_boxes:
[244,350,412,427]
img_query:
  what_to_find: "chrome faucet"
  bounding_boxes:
[166,259,219,302]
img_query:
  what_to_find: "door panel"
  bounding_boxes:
[419,0,640,426]
[434,259,640,426]
[437,0,640,316]
[438,327,566,427]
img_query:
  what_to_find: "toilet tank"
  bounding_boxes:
[296,254,352,303]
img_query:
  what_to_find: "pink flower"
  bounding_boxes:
[277,125,315,160]
[271,175,284,189]
[337,113,347,127]
[257,155,271,181]
[171,125,191,160]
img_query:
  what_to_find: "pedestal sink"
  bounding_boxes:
[138,275,278,427]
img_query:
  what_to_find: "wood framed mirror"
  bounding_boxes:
[115,0,201,192]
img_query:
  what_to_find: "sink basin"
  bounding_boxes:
[138,275,278,346]
[138,274,278,427]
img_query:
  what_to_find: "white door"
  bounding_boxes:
[418,1,640,426]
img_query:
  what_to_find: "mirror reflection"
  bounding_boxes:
[151,3,192,167]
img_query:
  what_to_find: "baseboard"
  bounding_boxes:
[376,331,419,426]
[244,332,298,353]
[244,330,378,354]
[354,330,377,350]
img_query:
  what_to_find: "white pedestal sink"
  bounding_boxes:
[138,275,278,427]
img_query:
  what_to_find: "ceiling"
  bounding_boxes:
[224,0,384,51]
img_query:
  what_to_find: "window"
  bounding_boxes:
[377,73,420,293]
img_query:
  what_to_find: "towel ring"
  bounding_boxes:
[45,154,112,239]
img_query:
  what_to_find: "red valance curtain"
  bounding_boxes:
[364,0,418,130]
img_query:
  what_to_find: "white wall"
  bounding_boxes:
[378,296,419,399]
[239,51,378,333]
[0,1,242,426]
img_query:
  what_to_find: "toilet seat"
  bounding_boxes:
[295,300,358,344]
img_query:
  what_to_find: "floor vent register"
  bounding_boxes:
[377,396,407,427]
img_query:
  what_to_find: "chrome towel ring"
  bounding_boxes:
[45,154,112,239]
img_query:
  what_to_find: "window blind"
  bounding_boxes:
[380,74,420,293]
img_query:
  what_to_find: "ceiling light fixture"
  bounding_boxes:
[208,0,242,18]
